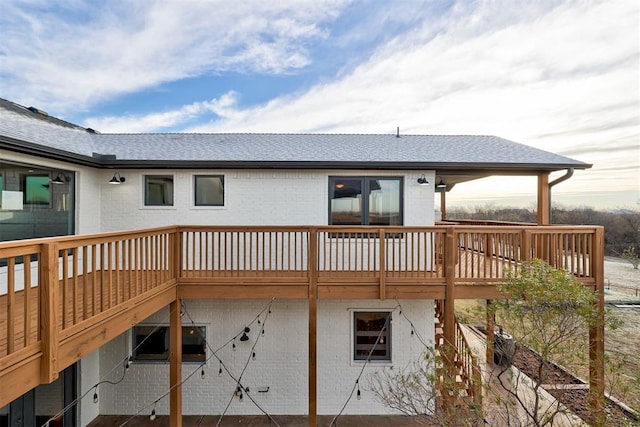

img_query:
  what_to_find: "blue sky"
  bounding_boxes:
[0,0,638,210]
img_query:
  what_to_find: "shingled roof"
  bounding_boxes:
[0,98,591,174]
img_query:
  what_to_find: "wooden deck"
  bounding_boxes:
[0,224,605,416]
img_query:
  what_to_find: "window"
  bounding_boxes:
[353,311,391,361]
[144,175,174,206]
[329,177,402,225]
[132,325,206,362]
[194,175,224,206]
[22,174,51,205]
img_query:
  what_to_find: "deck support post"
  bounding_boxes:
[379,229,386,300]
[442,227,457,408]
[485,300,494,364]
[440,191,447,221]
[170,298,182,427]
[537,173,550,225]
[40,243,60,383]
[588,227,605,425]
[308,229,318,427]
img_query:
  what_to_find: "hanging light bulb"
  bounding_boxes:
[411,328,415,336]
[252,351,256,360]
[379,336,384,344]
[232,340,236,351]
[261,328,265,336]
[200,368,206,379]
[240,332,249,341]
[150,408,156,421]
[218,364,223,376]
[93,390,99,404]
[356,380,361,400]
[239,390,244,401]
[126,356,132,369]
[258,319,261,324]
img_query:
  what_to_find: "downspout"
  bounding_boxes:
[548,168,574,223]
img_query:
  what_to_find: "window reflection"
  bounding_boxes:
[329,177,402,226]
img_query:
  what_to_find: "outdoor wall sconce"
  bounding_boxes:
[51,172,70,184]
[109,172,126,184]
[417,174,429,185]
[239,326,250,341]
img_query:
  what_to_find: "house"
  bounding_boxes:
[0,98,605,426]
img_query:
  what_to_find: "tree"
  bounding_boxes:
[622,246,639,269]
[368,348,483,427]
[488,259,611,427]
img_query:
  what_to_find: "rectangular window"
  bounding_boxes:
[132,325,206,362]
[144,175,174,206]
[194,175,224,206]
[353,311,391,361]
[22,174,51,205]
[329,177,402,225]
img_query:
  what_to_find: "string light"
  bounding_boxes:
[93,388,99,404]
[200,367,206,380]
[150,405,156,421]
[252,351,256,360]
[126,356,132,369]
[119,299,279,427]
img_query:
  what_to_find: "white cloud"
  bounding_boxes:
[84,92,239,133]
[0,0,351,112]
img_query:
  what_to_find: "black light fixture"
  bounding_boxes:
[240,326,250,341]
[417,174,429,186]
[51,172,69,185]
[436,180,447,190]
[109,172,125,184]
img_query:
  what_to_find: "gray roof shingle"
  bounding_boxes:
[0,98,590,171]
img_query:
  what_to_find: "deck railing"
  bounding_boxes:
[0,224,603,407]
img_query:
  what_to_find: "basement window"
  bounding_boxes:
[132,325,206,363]
[353,311,391,361]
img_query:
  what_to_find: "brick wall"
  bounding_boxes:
[99,169,435,230]
[97,299,434,416]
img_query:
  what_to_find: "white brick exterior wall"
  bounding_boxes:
[99,169,435,230]
[97,299,434,416]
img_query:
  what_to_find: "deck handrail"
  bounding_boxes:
[0,223,603,408]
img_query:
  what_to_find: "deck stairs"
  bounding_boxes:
[434,300,482,410]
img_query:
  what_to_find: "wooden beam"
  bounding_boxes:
[486,300,494,364]
[443,228,456,345]
[588,227,605,424]
[440,191,447,221]
[379,229,386,300]
[40,243,59,383]
[170,298,182,427]
[537,173,550,225]
[308,229,318,427]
